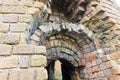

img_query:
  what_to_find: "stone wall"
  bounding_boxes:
[0,0,47,80]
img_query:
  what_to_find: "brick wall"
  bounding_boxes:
[0,0,47,80]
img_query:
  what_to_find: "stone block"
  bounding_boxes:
[19,68,47,80]
[20,0,33,7]
[110,52,120,60]
[0,44,12,56]
[35,46,47,54]
[30,34,40,41]
[0,1,2,5]
[91,60,97,67]
[20,69,34,80]
[111,24,120,30]
[10,23,28,32]
[2,6,26,14]
[30,55,47,67]
[0,23,9,32]
[9,71,19,80]
[0,6,2,13]
[19,56,30,68]
[2,33,20,45]
[0,33,3,43]
[92,66,100,73]
[3,14,18,23]
[20,33,26,44]
[109,75,120,80]
[27,8,39,15]
[86,53,96,62]
[87,68,92,74]
[106,60,118,68]
[37,68,48,80]
[0,72,8,80]
[3,0,19,6]
[103,69,112,77]
[97,71,105,78]
[0,14,2,22]
[18,14,32,23]
[96,58,102,65]
[99,63,107,70]
[34,29,41,36]
[112,66,120,74]
[101,55,111,62]
[0,56,18,69]
[13,44,35,55]
[33,1,44,9]
[30,40,39,45]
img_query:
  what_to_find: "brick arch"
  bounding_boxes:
[27,21,98,65]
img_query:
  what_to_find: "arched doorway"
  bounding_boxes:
[26,0,99,80]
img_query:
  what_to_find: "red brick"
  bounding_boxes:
[109,75,120,80]
[81,59,87,66]
[112,66,120,75]
[110,52,120,60]
[106,60,118,68]
[86,53,96,62]
[92,66,100,73]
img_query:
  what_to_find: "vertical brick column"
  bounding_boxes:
[0,0,48,80]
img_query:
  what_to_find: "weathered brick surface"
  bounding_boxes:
[106,60,118,68]
[3,0,19,6]
[0,23,9,32]
[31,55,47,67]
[20,33,26,44]
[110,52,120,60]
[0,56,18,69]
[3,14,18,23]
[0,44,12,55]
[2,33,20,44]
[20,0,33,7]
[0,14,2,22]
[0,72,8,80]
[112,66,120,75]
[2,6,26,14]
[9,71,19,80]
[19,68,47,80]
[33,1,44,9]
[19,56,30,68]
[18,15,32,23]
[109,75,120,80]
[10,23,28,32]
[13,44,35,55]
[27,8,39,15]
[35,46,47,54]
[20,69,34,80]
[101,55,111,62]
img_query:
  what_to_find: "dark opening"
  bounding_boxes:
[48,0,89,23]
[46,58,81,80]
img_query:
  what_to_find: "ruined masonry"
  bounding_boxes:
[0,0,120,80]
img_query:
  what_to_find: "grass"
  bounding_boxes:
[54,76,62,80]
